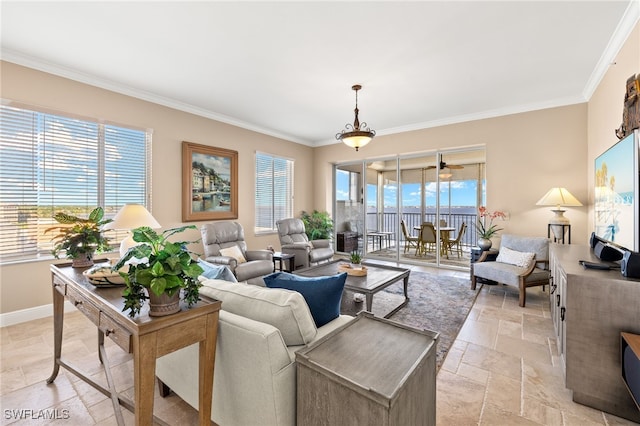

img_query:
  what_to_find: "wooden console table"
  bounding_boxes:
[296,312,438,425]
[549,245,640,422]
[47,262,221,425]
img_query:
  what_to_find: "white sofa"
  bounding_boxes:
[155,278,353,426]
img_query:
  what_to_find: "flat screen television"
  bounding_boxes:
[594,130,639,251]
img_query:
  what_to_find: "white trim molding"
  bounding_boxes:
[0,301,75,328]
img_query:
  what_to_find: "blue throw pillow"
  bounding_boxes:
[197,259,238,282]
[263,272,347,327]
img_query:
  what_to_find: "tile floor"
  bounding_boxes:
[1,265,638,425]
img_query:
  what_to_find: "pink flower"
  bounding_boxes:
[476,206,505,238]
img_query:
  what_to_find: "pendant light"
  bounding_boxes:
[335,84,375,151]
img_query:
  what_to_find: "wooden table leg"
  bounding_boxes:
[133,332,157,425]
[198,311,219,425]
[46,281,64,384]
[365,293,373,312]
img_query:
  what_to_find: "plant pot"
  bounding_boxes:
[72,251,95,268]
[351,263,362,270]
[148,290,181,317]
[477,238,492,251]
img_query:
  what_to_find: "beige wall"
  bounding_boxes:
[1,21,637,317]
[314,105,589,244]
[587,22,640,228]
[0,61,314,315]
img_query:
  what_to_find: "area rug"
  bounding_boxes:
[340,271,481,369]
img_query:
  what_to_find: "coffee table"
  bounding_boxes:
[295,260,410,318]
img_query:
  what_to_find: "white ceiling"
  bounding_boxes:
[1,1,638,147]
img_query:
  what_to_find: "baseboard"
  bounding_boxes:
[0,302,74,327]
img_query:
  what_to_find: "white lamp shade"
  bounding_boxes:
[536,187,583,208]
[103,204,160,257]
[536,188,582,240]
[103,204,160,230]
[341,134,373,150]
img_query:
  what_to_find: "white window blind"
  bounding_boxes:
[255,152,294,234]
[0,104,151,263]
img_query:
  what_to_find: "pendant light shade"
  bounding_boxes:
[336,84,375,151]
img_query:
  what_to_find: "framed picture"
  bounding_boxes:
[182,141,238,222]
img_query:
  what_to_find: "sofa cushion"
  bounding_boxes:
[198,278,317,346]
[197,259,237,282]
[263,272,347,327]
[219,245,246,263]
[496,246,535,268]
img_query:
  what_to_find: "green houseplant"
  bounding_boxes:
[45,207,112,268]
[349,250,362,270]
[113,225,204,318]
[300,210,333,240]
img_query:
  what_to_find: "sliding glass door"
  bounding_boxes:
[334,148,485,269]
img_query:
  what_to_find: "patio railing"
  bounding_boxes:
[366,212,479,248]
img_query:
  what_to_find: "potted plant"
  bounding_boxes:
[475,206,506,250]
[113,225,204,318]
[349,250,362,270]
[45,207,112,268]
[300,210,334,240]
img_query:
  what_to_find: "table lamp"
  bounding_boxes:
[103,204,161,256]
[536,187,582,240]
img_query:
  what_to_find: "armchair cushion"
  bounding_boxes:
[219,245,247,263]
[264,272,347,327]
[496,246,536,268]
[310,239,331,249]
[199,278,317,346]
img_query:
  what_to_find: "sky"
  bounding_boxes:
[335,170,480,207]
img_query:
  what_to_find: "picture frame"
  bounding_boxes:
[182,141,238,222]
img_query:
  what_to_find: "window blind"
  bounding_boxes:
[255,152,294,234]
[0,104,151,263]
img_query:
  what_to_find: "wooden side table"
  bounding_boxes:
[470,247,499,284]
[296,312,438,426]
[47,262,221,425]
[272,252,295,272]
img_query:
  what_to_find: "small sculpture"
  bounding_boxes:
[615,73,640,139]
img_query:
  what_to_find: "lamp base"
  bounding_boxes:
[119,234,137,257]
[548,209,570,242]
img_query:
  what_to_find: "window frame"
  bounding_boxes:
[254,151,294,235]
[0,101,153,265]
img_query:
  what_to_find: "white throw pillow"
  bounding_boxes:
[198,278,317,346]
[496,246,536,268]
[219,245,247,263]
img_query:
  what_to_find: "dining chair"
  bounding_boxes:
[445,222,467,258]
[416,223,437,256]
[400,219,419,253]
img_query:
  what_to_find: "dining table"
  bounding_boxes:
[414,225,456,258]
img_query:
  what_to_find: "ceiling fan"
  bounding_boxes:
[426,154,464,171]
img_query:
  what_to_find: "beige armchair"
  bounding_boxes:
[276,218,333,270]
[201,222,273,283]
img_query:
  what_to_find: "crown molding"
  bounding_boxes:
[313,95,586,147]
[0,50,313,147]
[582,0,640,100]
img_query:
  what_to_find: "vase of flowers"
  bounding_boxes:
[475,206,506,250]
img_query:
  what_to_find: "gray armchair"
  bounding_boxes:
[276,218,333,270]
[471,234,550,307]
[201,222,273,283]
